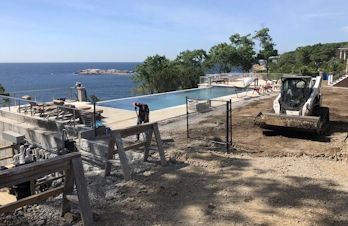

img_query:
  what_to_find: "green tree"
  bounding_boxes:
[0,84,10,106]
[206,43,236,73]
[296,46,311,66]
[89,94,102,103]
[0,84,5,94]
[274,42,348,75]
[174,49,207,89]
[229,33,255,72]
[132,55,172,94]
[253,27,278,76]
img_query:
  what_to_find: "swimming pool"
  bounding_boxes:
[97,86,239,111]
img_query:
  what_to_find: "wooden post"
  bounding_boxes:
[61,167,75,215]
[71,158,93,225]
[152,123,167,166]
[143,129,153,162]
[104,137,115,176]
[114,132,131,181]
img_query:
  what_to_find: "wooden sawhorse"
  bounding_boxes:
[105,122,167,180]
[0,152,94,226]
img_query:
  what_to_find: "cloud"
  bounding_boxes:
[343,26,348,32]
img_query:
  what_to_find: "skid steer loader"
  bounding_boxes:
[254,75,329,135]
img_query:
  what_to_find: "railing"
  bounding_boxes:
[0,94,99,130]
[0,87,75,107]
[200,73,283,85]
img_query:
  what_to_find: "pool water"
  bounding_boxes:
[97,86,239,111]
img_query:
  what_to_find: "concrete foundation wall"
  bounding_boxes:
[0,108,109,167]
[80,138,108,158]
[0,109,94,167]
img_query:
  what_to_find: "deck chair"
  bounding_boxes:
[252,86,262,95]
[262,84,273,93]
[233,84,251,98]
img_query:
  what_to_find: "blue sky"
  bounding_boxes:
[1,0,347,63]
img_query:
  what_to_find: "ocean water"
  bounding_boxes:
[0,62,142,102]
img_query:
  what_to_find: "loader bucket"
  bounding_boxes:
[255,107,329,135]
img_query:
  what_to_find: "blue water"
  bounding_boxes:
[0,62,141,102]
[98,86,236,111]
[0,63,240,110]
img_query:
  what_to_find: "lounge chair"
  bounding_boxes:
[233,83,251,98]
[252,86,262,95]
[262,84,273,93]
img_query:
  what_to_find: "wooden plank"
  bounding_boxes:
[111,142,147,155]
[0,145,12,151]
[34,175,65,188]
[114,133,131,181]
[114,122,155,138]
[153,123,167,166]
[0,186,64,214]
[0,152,81,188]
[123,142,147,151]
[143,129,154,162]
[0,165,71,188]
[61,168,74,216]
[30,180,35,196]
[104,138,115,176]
[71,158,94,226]
[0,191,16,206]
[106,159,120,165]
[0,156,13,161]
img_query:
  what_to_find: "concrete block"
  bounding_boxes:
[2,131,25,144]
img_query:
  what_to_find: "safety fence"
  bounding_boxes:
[186,97,232,152]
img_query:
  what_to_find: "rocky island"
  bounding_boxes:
[75,68,134,75]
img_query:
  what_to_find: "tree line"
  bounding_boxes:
[270,42,348,77]
[132,26,348,95]
[131,27,277,95]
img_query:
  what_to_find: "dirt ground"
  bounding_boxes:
[2,84,348,226]
[92,84,348,226]
[231,85,348,159]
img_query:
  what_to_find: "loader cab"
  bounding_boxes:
[280,76,312,111]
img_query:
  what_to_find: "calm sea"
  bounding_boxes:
[0,62,142,102]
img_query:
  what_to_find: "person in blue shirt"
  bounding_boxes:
[132,102,150,140]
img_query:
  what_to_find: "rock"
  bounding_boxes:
[63,212,79,223]
[126,197,136,202]
[36,219,47,226]
[208,203,216,209]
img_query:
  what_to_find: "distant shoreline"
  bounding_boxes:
[75,68,135,75]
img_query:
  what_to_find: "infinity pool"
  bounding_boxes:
[97,86,240,111]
